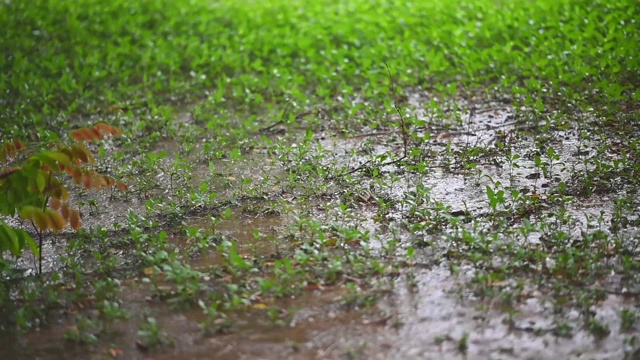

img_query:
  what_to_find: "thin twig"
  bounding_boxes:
[328,63,411,181]
[29,219,43,275]
[256,101,291,133]
[335,160,372,179]
[256,120,284,133]
[346,130,397,139]
[384,62,408,158]
[256,106,315,134]
[328,156,408,180]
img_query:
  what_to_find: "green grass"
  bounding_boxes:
[1,0,640,358]
[2,0,638,135]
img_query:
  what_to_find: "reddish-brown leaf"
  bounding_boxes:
[70,123,123,142]
[72,167,83,184]
[61,164,74,176]
[50,197,61,211]
[90,127,102,141]
[46,181,70,201]
[61,202,70,219]
[95,123,109,135]
[70,129,85,142]
[71,128,98,142]
[96,123,124,136]
[103,176,115,187]
[59,147,74,163]
[70,209,81,230]
[13,140,26,151]
[82,128,96,141]
[82,173,93,189]
[92,171,107,189]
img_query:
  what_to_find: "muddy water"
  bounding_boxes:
[4,98,639,359]
[6,192,634,355]
[1,286,382,360]
[3,266,634,360]
[311,97,640,359]
[145,289,384,360]
[185,209,284,268]
[377,267,636,359]
[0,208,389,360]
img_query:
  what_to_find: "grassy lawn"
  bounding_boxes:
[1,0,639,358]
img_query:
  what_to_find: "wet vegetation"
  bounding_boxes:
[1,0,639,358]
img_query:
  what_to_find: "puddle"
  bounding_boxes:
[3,91,639,359]
[182,209,285,268]
[375,266,637,359]
[1,279,385,360]
[4,265,637,360]
[308,91,640,358]
[146,288,381,360]
[319,90,626,219]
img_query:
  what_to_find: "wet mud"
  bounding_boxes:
[2,93,639,359]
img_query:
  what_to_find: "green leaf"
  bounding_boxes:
[19,205,40,222]
[33,151,72,171]
[0,223,20,255]
[486,185,495,199]
[21,229,39,257]
[0,223,36,257]
[228,245,249,270]
[36,170,46,192]
[46,151,73,167]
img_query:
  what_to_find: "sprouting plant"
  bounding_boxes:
[553,322,573,338]
[545,146,560,180]
[486,182,505,213]
[97,300,129,323]
[587,318,611,340]
[620,309,637,331]
[458,332,469,354]
[534,155,549,181]
[137,316,171,350]
[65,315,101,345]
[221,242,252,274]
[506,152,521,184]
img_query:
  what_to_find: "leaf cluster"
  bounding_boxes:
[0,123,126,259]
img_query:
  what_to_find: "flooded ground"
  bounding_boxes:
[4,265,637,359]
[3,0,639,359]
[2,91,639,360]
